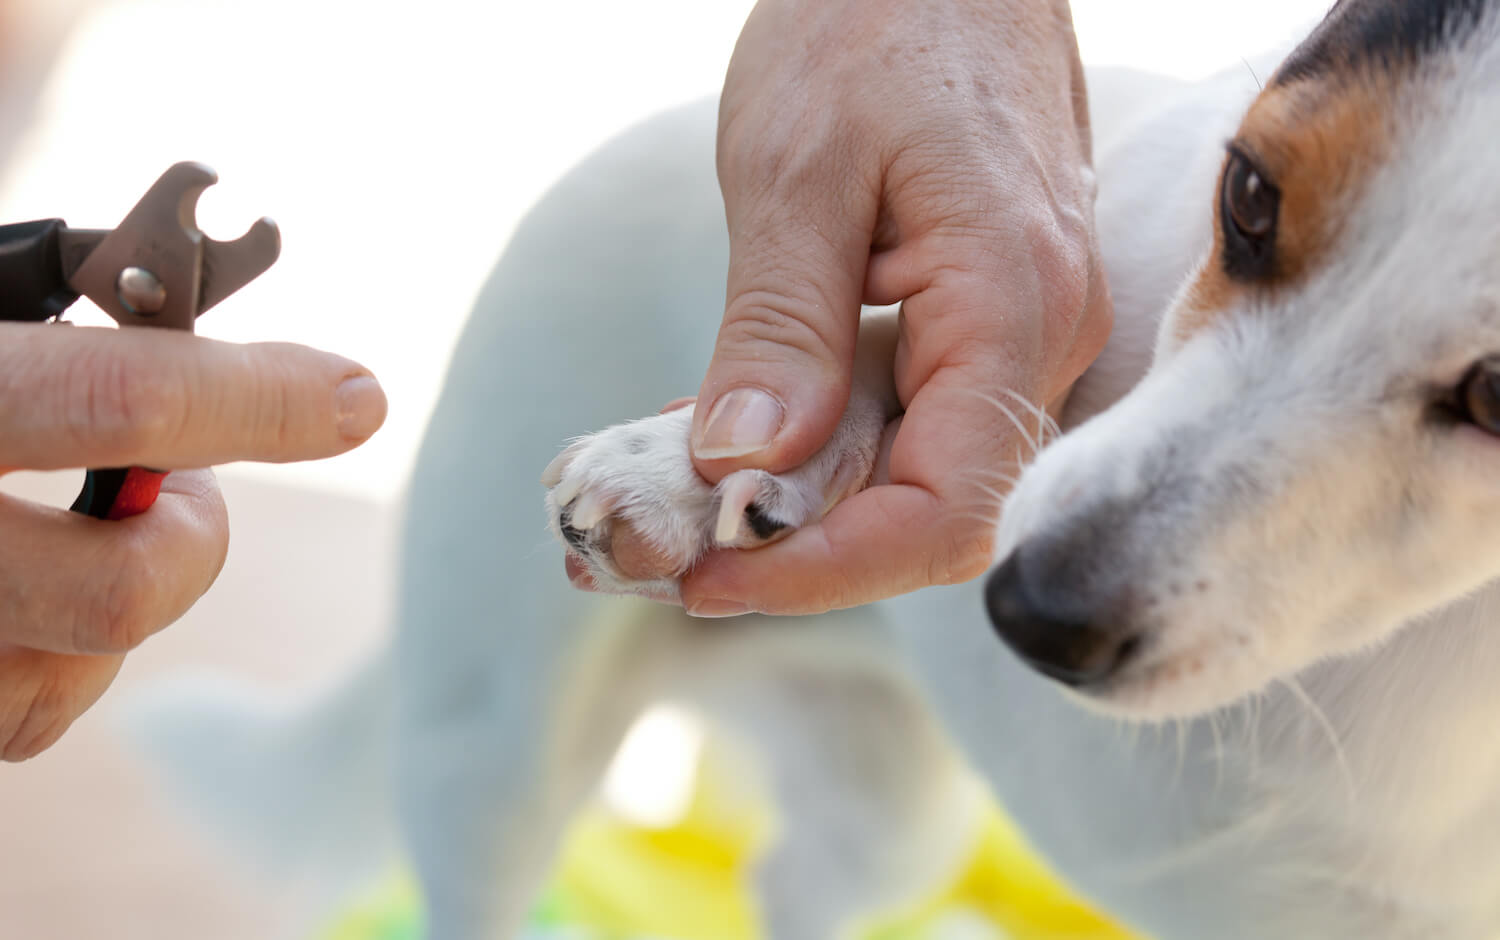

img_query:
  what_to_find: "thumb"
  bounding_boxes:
[691,164,875,482]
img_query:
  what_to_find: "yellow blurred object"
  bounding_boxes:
[323,728,1146,940]
[867,799,1144,940]
[551,733,1145,940]
[553,733,773,939]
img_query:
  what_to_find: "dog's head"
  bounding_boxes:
[989,0,1500,719]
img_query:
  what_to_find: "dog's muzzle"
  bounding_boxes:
[985,548,1140,688]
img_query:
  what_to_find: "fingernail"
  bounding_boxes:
[687,599,751,619]
[693,388,783,460]
[336,375,387,440]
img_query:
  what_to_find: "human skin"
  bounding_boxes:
[576,0,1112,616]
[0,323,386,760]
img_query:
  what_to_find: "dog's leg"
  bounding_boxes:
[545,309,900,599]
[398,736,556,939]
[396,681,590,939]
[398,602,672,939]
[393,98,736,939]
[684,617,984,940]
[756,683,981,939]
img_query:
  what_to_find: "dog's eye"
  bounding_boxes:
[1220,149,1280,279]
[1458,359,1500,434]
[1224,155,1276,236]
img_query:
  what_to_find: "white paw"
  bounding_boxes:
[543,403,883,600]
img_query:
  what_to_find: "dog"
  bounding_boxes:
[131,1,1500,937]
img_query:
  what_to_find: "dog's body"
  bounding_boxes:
[134,2,1500,937]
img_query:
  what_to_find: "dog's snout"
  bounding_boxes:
[985,550,1138,688]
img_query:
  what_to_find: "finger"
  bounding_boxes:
[866,183,1111,407]
[0,323,387,470]
[682,267,1062,615]
[680,481,967,615]
[681,373,1043,615]
[0,469,229,654]
[660,397,696,414]
[0,644,123,762]
[692,121,878,481]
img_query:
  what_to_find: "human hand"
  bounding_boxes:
[0,323,386,760]
[650,0,1111,615]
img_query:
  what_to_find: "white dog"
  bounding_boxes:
[133,1,1500,937]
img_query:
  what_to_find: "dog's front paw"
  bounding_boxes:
[543,407,876,600]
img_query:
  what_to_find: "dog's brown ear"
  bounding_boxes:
[1275,0,1493,87]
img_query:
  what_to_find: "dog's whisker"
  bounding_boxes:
[1279,676,1357,805]
[941,512,1006,530]
[1240,690,1265,786]
[1208,708,1226,795]
[943,504,1004,519]
[951,485,1012,511]
[967,490,1012,510]
[946,495,1007,512]
[957,454,1031,472]
[954,466,1023,489]
[944,476,1018,514]
[1110,794,1286,886]
[953,387,1043,458]
[951,477,1017,500]
[997,387,1062,444]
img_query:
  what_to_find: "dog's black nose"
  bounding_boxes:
[984,551,1138,687]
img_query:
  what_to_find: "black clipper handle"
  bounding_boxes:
[0,219,80,323]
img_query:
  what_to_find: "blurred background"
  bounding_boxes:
[0,0,1322,937]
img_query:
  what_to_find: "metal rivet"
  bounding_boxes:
[116,266,166,316]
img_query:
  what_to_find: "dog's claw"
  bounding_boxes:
[716,472,762,544]
[542,443,584,488]
[571,492,610,530]
[553,474,584,508]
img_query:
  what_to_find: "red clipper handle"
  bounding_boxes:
[71,467,168,520]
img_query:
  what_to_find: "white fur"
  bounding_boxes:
[546,309,898,600]
[130,10,1500,939]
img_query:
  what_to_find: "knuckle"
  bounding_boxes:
[716,104,798,190]
[1016,203,1098,327]
[721,292,849,371]
[715,112,776,191]
[718,108,862,208]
